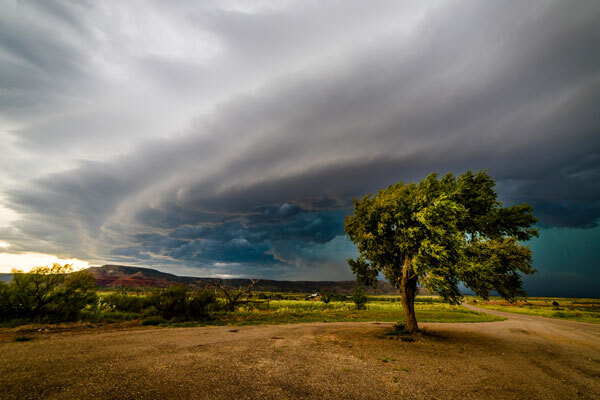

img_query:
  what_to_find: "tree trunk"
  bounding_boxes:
[400,255,419,333]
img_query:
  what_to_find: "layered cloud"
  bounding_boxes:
[1,1,599,285]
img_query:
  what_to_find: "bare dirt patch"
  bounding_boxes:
[1,310,599,399]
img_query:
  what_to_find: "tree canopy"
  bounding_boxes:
[344,170,538,332]
[0,263,97,322]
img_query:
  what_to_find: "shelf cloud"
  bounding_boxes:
[1,1,599,291]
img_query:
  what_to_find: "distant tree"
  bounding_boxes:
[209,279,259,311]
[345,171,538,332]
[321,293,332,305]
[352,285,368,310]
[330,293,349,302]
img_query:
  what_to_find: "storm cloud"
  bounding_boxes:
[1,1,599,291]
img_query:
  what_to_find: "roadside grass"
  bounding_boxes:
[167,299,502,327]
[467,297,600,324]
[1,294,503,330]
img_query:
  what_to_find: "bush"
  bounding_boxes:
[151,285,217,320]
[330,293,349,302]
[187,289,218,319]
[352,286,368,310]
[141,306,159,318]
[102,292,153,313]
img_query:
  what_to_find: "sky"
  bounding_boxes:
[0,0,599,297]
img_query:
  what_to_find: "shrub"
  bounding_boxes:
[552,301,560,307]
[141,306,159,318]
[352,286,368,310]
[151,285,189,319]
[330,293,349,302]
[187,289,217,318]
[102,292,153,313]
[151,286,217,320]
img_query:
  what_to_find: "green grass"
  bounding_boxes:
[368,295,445,303]
[468,297,600,324]
[1,294,503,329]
[168,299,502,327]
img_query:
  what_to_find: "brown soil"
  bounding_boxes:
[1,308,599,399]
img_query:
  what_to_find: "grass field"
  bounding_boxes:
[467,297,600,324]
[2,289,504,329]
[169,298,503,327]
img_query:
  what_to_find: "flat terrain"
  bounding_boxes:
[467,297,600,324]
[1,308,599,399]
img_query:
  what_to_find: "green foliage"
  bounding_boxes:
[0,264,97,322]
[345,171,538,303]
[345,170,538,330]
[347,258,378,287]
[352,286,368,310]
[150,285,217,320]
[330,293,349,302]
[141,306,159,318]
[321,293,332,304]
[102,292,153,313]
[187,289,218,317]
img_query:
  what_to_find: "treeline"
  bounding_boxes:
[0,264,372,327]
[0,264,232,326]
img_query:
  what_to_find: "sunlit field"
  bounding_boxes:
[204,298,502,326]
[83,293,502,327]
[467,297,600,324]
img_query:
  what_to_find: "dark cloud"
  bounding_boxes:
[110,246,152,260]
[107,207,348,277]
[1,1,599,288]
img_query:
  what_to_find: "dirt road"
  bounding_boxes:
[1,309,599,399]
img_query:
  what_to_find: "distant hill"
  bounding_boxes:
[85,265,405,294]
[87,265,191,287]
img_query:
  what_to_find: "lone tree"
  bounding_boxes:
[345,171,538,332]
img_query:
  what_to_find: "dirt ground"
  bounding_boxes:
[1,307,599,399]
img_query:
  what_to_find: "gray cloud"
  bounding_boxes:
[1,1,599,286]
